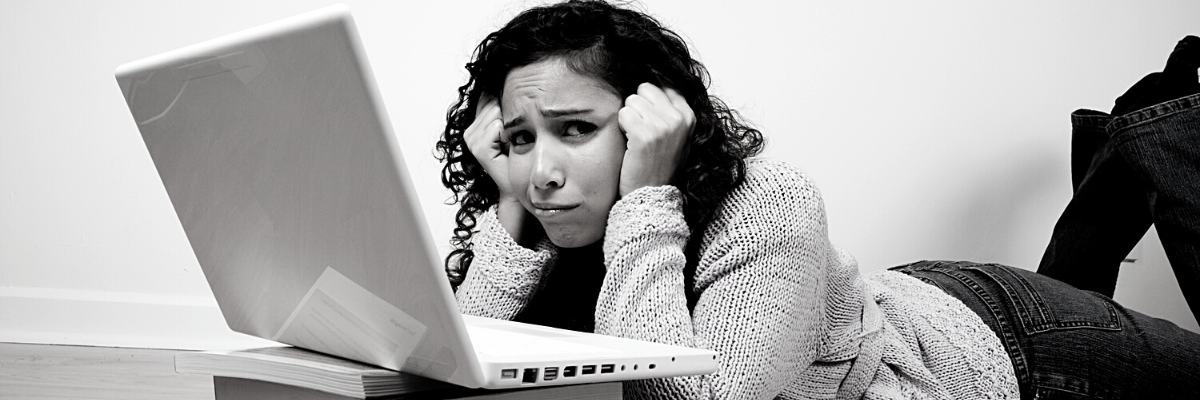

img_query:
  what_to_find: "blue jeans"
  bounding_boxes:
[891,261,1200,400]
[1038,94,1200,323]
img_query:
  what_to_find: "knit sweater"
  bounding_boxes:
[455,159,1019,400]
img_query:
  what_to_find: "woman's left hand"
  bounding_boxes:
[617,83,695,197]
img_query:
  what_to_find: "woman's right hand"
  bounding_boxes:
[463,93,541,245]
[464,93,514,199]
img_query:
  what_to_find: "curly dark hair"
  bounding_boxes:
[435,0,765,296]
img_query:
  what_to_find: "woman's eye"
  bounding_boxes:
[564,121,597,137]
[510,131,534,146]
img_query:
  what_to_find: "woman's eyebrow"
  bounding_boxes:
[502,108,593,130]
[541,108,592,118]
[502,116,525,130]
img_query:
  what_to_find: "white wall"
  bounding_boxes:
[1,0,1196,350]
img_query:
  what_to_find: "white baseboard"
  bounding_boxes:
[0,287,281,350]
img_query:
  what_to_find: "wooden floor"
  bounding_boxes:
[0,342,213,399]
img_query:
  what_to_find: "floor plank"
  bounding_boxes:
[0,342,212,399]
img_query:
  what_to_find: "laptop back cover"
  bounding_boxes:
[114,5,483,388]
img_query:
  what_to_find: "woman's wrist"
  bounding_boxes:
[496,198,542,248]
[604,185,687,258]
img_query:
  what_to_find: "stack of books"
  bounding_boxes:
[175,346,622,399]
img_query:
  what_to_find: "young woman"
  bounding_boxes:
[434,1,1200,399]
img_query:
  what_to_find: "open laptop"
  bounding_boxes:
[114,4,717,390]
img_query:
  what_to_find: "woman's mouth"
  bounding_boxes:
[531,202,579,218]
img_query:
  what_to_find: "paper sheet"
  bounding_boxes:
[274,267,426,370]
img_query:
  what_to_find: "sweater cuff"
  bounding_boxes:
[603,185,689,265]
[473,207,557,297]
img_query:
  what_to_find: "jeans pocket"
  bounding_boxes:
[963,264,1122,335]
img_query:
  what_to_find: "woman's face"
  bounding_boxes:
[500,58,626,248]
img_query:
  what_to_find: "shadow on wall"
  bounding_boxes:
[939,145,1062,269]
[1113,227,1200,333]
[940,146,1198,333]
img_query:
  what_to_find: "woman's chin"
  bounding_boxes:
[545,228,603,249]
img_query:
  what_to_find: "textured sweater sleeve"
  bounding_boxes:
[597,160,826,400]
[454,206,557,320]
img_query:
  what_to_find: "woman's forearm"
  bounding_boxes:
[455,207,556,320]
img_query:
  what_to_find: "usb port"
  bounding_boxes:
[501,369,518,379]
[543,367,558,381]
[600,364,615,374]
[522,368,538,384]
[563,366,577,377]
[581,365,596,375]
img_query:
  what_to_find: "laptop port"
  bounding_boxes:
[501,369,518,379]
[522,368,538,384]
[543,367,558,381]
[581,365,596,375]
[563,366,577,377]
[600,364,615,374]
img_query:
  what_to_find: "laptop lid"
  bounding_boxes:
[114,4,484,387]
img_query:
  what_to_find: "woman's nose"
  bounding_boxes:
[530,140,565,190]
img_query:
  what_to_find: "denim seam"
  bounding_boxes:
[1071,108,1113,128]
[1033,384,1094,399]
[888,261,934,273]
[987,265,1056,331]
[912,275,949,294]
[964,265,1041,334]
[936,268,1031,387]
[1107,92,1200,135]
[975,266,1123,333]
